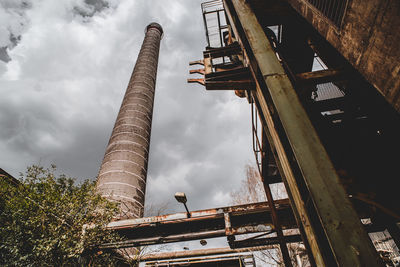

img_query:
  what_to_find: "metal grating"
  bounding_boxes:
[313,82,345,101]
[306,0,349,28]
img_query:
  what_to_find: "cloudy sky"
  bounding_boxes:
[0,0,256,218]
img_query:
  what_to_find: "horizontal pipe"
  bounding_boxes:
[101,230,227,249]
[107,199,290,230]
[140,245,273,262]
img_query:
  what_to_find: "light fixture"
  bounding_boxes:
[175,192,191,218]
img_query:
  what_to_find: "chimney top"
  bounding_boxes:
[146,22,163,36]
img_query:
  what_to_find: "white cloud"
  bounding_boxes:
[0,0,256,219]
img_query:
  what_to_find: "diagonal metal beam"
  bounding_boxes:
[223,0,383,266]
[261,129,293,267]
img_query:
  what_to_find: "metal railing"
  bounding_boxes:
[201,0,229,48]
[251,99,263,176]
[306,0,349,28]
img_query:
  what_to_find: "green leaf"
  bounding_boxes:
[0,165,126,266]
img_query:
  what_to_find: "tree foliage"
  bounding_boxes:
[0,165,128,266]
[230,165,267,204]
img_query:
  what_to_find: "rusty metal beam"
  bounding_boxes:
[189,59,204,66]
[204,80,254,90]
[103,200,297,249]
[203,42,242,58]
[140,246,270,262]
[223,0,383,266]
[188,78,205,86]
[190,69,205,75]
[224,1,326,264]
[188,41,254,91]
[188,60,254,91]
[252,92,325,265]
[145,255,254,267]
[233,234,302,249]
[102,230,227,249]
[295,69,347,85]
[108,199,290,229]
[261,130,293,267]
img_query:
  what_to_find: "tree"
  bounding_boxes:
[230,164,266,204]
[230,164,309,267]
[0,165,129,266]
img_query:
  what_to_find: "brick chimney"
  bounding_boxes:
[96,22,163,219]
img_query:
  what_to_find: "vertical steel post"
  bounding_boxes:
[96,22,163,219]
[261,130,293,267]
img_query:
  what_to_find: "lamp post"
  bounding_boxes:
[174,192,191,218]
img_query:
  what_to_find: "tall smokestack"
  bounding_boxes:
[96,22,163,219]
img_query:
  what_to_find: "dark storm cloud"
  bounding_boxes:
[0,47,11,62]
[73,0,109,18]
[84,0,109,12]
[0,0,31,60]
[0,0,255,216]
[0,0,32,9]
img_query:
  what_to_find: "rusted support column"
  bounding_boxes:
[261,130,293,267]
[96,22,163,219]
[223,0,383,266]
